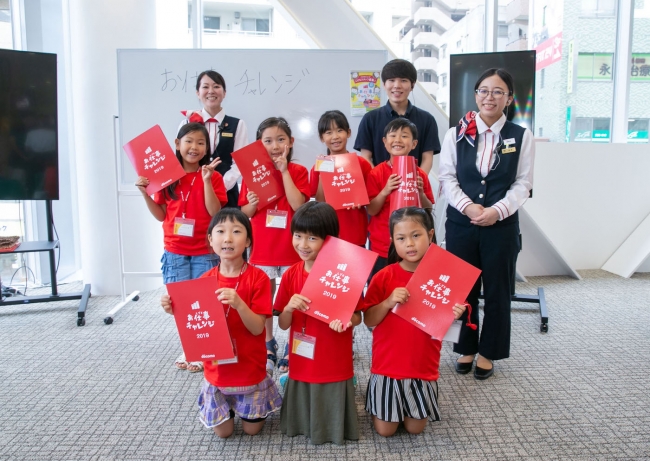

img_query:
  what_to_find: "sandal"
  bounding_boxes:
[187,361,204,373]
[278,343,289,374]
[175,353,188,370]
[266,338,278,375]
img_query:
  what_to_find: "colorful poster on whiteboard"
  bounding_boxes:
[350,71,381,116]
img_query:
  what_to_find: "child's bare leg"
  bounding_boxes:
[242,419,265,435]
[212,418,234,438]
[372,416,399,437]
[403,416,427,434]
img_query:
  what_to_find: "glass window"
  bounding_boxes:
[574,117,593,141]
[628,118,649,143]
[628,1,650,143]
[581,0,617,17]
[573,117,611,142]
[441,74,447,87]
[204,16,220,31]
[0,0,12,49]
[577,53,613,80]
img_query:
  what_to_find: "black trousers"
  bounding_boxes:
[445,219,520,360]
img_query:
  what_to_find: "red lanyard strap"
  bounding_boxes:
[179,175,197,218]
[216,263,246,318]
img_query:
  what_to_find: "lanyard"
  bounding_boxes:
[179,174,197,218]
[216,262,247,318]
[299,262,308,334]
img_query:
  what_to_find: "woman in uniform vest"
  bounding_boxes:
[180,70,248,208]
[438,68,535,380]
[174,70,248,373]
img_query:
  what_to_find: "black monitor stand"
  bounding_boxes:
[0,200,91,326]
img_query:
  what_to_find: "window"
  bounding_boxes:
[361,12,373,25]
[498,24,508,37]
[203,16,220,31]
[628,119,649,143]
[540,68,545,89]
[440,45,447,59]
[542,6,547,26]
[242,18,270,34]
[577,53,613,80]
[456,40,462,48]
[581,0,617,17]
[422,72,432,82]
[422,48,432,57]
[441,74,447,87]
[0,0,11,49]
[422,24,432,32]
[574,117,611,142]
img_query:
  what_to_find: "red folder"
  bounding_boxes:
[123,125,186,195]
[300,236,378,325]
[232,140,284,207]
[392,244,481,340]
[320,153,370,210]
[167,277,235,362]
[390,156,420,215]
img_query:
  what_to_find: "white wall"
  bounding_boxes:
[523,142,650,270]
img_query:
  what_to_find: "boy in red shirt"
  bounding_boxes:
[366,118,434,279]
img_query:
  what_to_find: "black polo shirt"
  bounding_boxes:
[353,101,441,166]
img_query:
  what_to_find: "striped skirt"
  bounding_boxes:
[365,373,440,423]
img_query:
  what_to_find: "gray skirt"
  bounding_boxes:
[280,377,359,445]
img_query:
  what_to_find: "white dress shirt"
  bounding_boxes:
[178,108,249,191]
[438,113,535,221]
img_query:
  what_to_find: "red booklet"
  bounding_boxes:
[319,153,370,210]
[123,125,186,195]
[232,140,284,207]
[166,277,235,363]
[390,156,421,215]
[300,236,378,325]
[392,244,481,340]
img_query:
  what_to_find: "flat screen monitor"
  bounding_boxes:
[0,49,58,200]
[449,50,536,132]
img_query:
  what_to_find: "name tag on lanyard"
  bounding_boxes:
[174,175,198,237]
[292,332,316,359]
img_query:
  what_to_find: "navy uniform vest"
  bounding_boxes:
[212,115,240,208]
[446,121,525,227]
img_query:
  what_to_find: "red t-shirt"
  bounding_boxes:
[309,154,372,246]
[366,161,434,258]
[201,265,272,387]
[153,171,228,256]
[274,261,362,384]
[239,163,310,266]
[363,263,441,381]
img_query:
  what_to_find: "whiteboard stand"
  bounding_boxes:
[104,116,159,325]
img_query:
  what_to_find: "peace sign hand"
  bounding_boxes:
[201,157,222,182]
[274,145,289,173]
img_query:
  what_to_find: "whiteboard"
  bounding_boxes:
[117,49,389,185]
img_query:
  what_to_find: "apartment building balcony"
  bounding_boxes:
[414,6,455,32]
[413,31,441,50]
[400,27,416,43]
[506,0,529,23]
[419,81,439,96]
[414,56,438,71]
[505,37,529,51]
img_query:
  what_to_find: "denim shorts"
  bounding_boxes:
[160,250,220,284]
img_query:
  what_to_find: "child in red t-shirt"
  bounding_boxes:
[364,207,467,437]
[239,117,311,376]
[136,122,228,372]
[366,118,434,280]
[309,110,371,247]
[274,201,362,445]
[161,209,282,438]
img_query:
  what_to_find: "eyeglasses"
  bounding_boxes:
[475,88,509,99]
